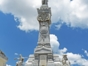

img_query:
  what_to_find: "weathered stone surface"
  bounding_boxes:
[62,55,70,66]
[0,50,8,66]
[34,0,53,62]
[25,0,71,66]
[15,54,24,66]
[42,0,48,5]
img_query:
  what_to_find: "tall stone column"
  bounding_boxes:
[37,0,51,49]
[34,0,53,61]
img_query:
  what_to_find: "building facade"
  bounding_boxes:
[0,50,8,66]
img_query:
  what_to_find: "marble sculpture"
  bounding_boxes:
[15,0,71,66]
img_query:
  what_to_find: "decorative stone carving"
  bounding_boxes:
[25,0,71,66]
[42,0,48,5]
[37,8,51,24]
[62,55,70,66]
[37,0,51,45]
[38,21,50,44]
[0,50,6,57]
[0,50,8,60]
[15,54,24,66]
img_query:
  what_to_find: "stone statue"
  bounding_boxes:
[62,55,70,66]
[37,0,51,45]
[38,21,50,44]
[15,54,24,66]
[42,0,48,5]
[25,0,71,66]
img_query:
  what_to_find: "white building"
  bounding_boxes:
[0,50,8,66]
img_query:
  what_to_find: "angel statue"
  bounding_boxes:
[14,54,25,66]
[62,55,70,66]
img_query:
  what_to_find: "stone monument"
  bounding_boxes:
[25,0,71,66]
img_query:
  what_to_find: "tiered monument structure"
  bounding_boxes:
[16,0,71,66]
[0,50,8,66]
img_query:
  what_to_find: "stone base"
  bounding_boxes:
[25,54,70,66]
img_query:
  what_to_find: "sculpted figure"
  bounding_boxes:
[37,0,51,46]
[15,54,24,66]
[42,0,48,5]
[62,55,70,66]
[38,21,50,44]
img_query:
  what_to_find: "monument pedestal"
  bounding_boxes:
[26,54,63,66]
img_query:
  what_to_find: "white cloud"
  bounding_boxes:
[0,0,41,31]
[0,0,88,31]
[55,24,62,30]
[82,49,88,57]
[67,53,88,66]
[14,53,18,55]
[6,64,11,66]
[84,50,88,57]
[50,34,88,66]
[50,34,60,53]
[59,48,67,55]
[50,0,88,29]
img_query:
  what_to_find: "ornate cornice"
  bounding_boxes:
[0,50,8,61]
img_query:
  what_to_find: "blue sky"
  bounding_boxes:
[0,0,88,66]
